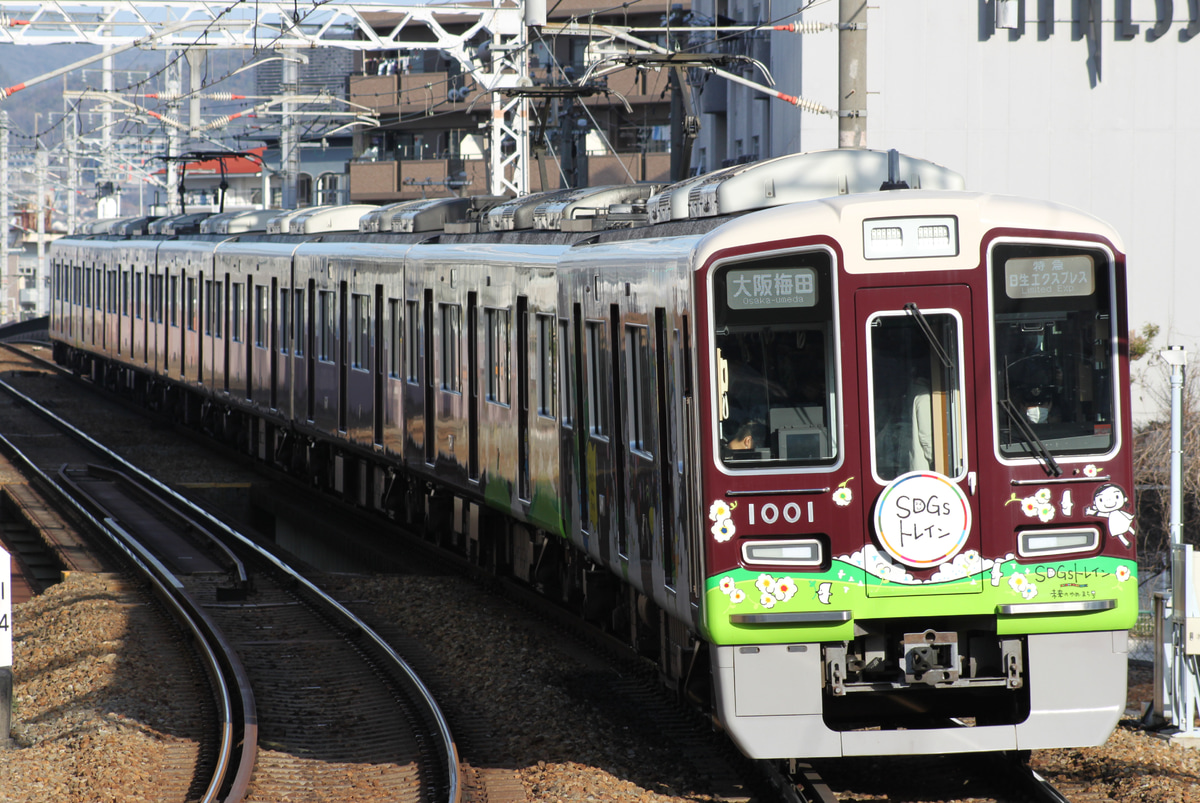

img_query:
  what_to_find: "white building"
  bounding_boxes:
[690,1,1200,416]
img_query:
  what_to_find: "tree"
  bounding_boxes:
[1130,324,1200,569]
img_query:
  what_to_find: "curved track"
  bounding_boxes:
[0,370,462,802]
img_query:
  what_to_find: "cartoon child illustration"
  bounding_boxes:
[1086,483,1135,548]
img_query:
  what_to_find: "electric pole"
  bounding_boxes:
[838,0,867,149]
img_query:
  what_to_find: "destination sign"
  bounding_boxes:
[1004,255,1095,299]
[725,267,818,310]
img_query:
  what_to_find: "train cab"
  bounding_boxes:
[685,158,1135,758]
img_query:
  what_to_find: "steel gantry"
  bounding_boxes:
[0,0,540,195]
[1,0,842,197]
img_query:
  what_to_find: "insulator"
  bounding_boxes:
[204,115,236,130]
[778,93,832,116]
[145,92,182,101]
[203,93,248,101]
[773,21,833,34]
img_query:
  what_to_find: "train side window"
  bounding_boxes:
[624,324,652,457]
[203,281,214,335]
[186,277,198,332]
[537,313,556,419]
[388,299,401,378]
[293,289,305,357]
[405,300,420,383]
[318,289,336,363]
[558,319,573,428]
[255,285,269,348]
[278,289,291,354]
[485,307,511,406]
[170,275,180,327]
[991,244,1116,458]
[439,302,460,390]
[134,273,143,319]
[586,320,608,438]
[231,282,244,341]
[212,280,223,339]
[868,311,966,481]
[122,271,130,317]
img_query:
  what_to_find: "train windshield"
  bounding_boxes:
[992,243,1116,460]
[712,252,837,468]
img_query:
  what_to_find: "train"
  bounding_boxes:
[47,147,1137,759]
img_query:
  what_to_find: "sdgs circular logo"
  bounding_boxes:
[873,471,972,568]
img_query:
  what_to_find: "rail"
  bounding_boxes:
[0,374,462,802]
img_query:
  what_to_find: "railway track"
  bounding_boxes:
[0,369,461,802]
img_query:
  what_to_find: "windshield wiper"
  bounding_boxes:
[904,303,953,368]
[1000,398,1062,477]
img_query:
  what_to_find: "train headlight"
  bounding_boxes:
[1017,528,1100,558]
[741,539,823,567]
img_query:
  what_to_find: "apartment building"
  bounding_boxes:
[347,0,687,202]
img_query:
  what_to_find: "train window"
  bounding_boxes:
[293,289,305,357]
[134,274,143,319]
[212,280,223,339]
[406,300,420,383]
[439,303,460,390]
[170,276,180,327]
[868,310,966,481]
[186,277,198,332]
[586,320,608,438]
[558,319,573,428]
[485,307,511,405]
[122,271,130,316]
[279,289,291,354]
[255,285,269,348]
[992,243,1116,459]
[388,299,401,378]
[231,283,244,341]
[712,252,836,468]
[537,314,556,419]
[203,281,214,335]
[318,290,336,362]
[624,324,652,457]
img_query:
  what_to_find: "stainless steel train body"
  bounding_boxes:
[49,149,1137,760]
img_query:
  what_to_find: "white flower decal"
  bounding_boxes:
[1009,489,1056,523]
[1116,565,1132,583]
[1084,464,1099,478]
[772,576,798,602]
[832,478,854,507]
[709,500,732,522]
[1008,571,1038,600]
[729,588,746,604]
[708,498,737,543]
[759,593,777,609]
[755,573,775,594]
[711,519,736,542]
[718,576,736,594]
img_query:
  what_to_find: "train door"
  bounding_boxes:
[856,285,982,597]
